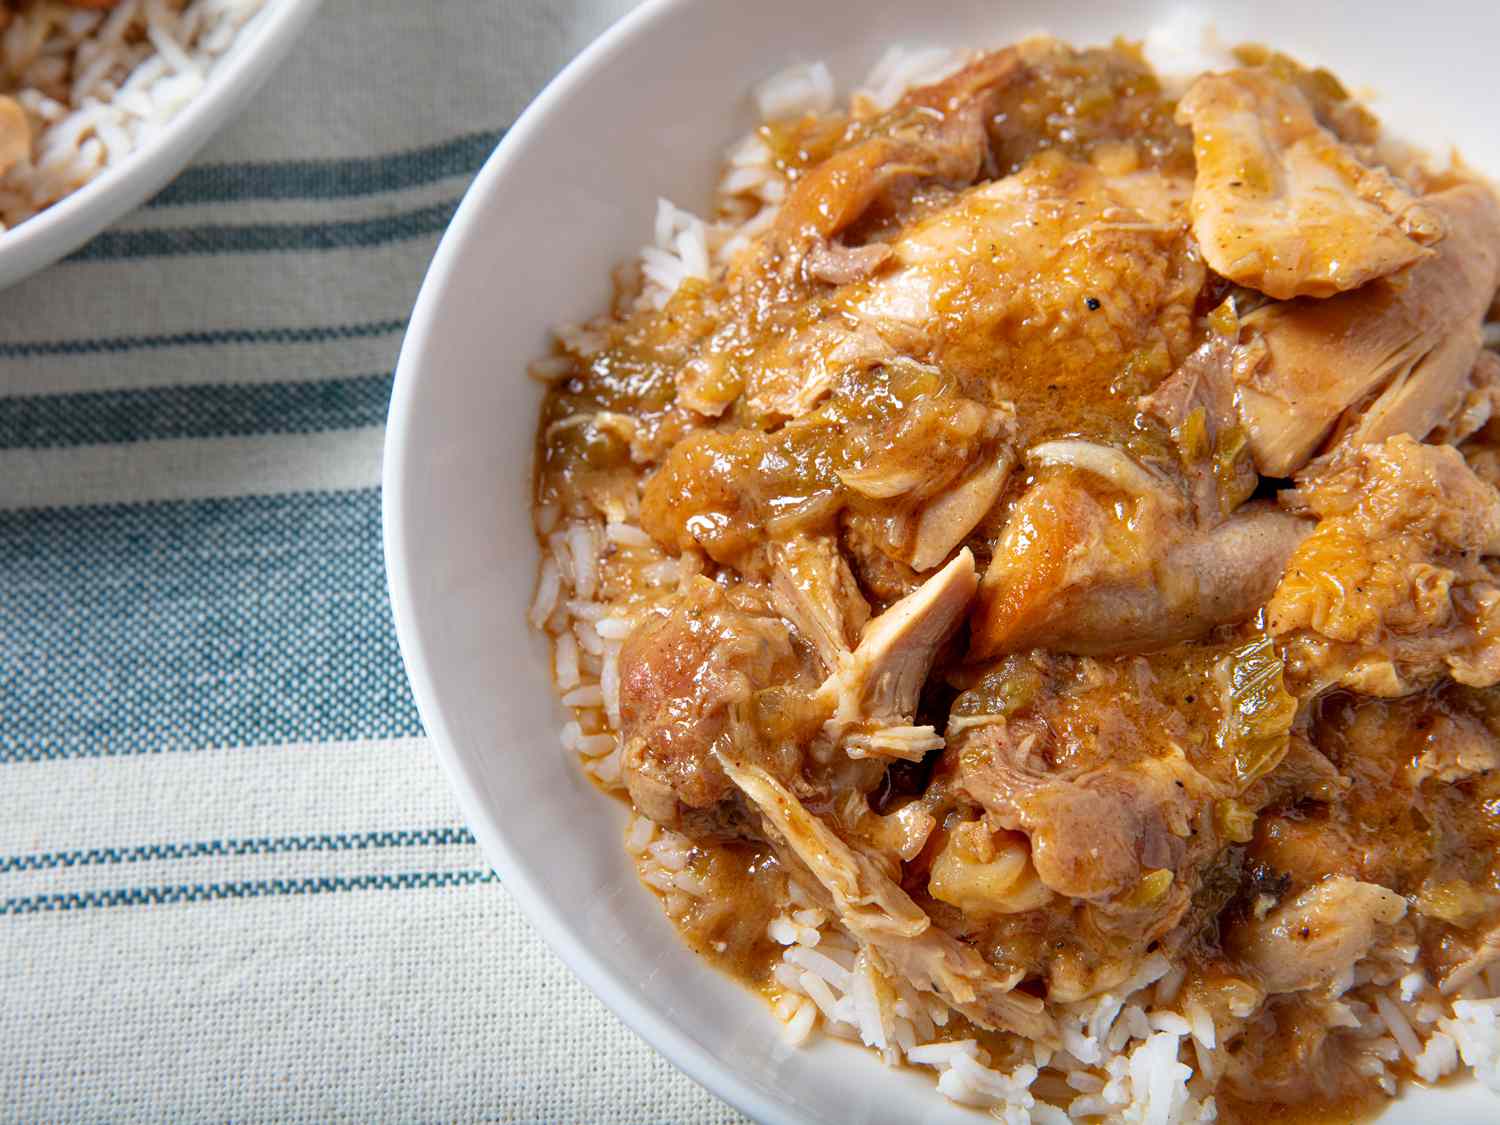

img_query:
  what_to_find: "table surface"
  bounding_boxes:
[0,1,745,1120]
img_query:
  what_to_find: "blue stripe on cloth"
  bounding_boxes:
[149,130,504,207]
[0,829,477,872]
[0,319,405,360]
[1,870,498,915]
[65,199,459,262]
[0,489,423,762]
[0,375,393,449]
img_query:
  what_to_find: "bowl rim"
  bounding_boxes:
[383,1,793,1121]
[0,0,324,288]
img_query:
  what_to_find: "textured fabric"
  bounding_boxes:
[0,2,745,1121]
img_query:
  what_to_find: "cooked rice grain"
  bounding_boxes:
[0,0,266,229]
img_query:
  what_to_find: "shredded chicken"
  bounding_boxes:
[820,548,976,739]
[1138,332,1258,519]
[768,534,870,670]
[618,577,808,826]
[717,751,1056,1042]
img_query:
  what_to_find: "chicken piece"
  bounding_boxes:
[969,455,1310,659]
[925,821,1053,919]
[1407,709,1500,786]
[768,49,1025,247]
[906,453,1014,571]
[1268,434,1500,695]
[941,652,1249,999]
[1225,876,1407,993]
[1138,331,1258,520]
[805,240,892,285]
[1431,348,1500,446]
[1176,69,1442,300]
[0,96,28,177]
[1232,183,1500,476]
[819,548,977,739]
[970,751,1207,905]
[740,319,894,420]
[840,512,921,605]
[647,361,1013,576]
[1249,686,1500,918]
[835,385,1016,571]
[741,44,1197,423]
[837,396,993,496]
[617,578,806,826]
[767,534,870,670]
[845,156,1202,414]
[1441,925,1500,995]
[639,430,762,568]
[717,751,1055,1042]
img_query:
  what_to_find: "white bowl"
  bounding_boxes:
[384,1,1500,1121]
[0,0,322,289]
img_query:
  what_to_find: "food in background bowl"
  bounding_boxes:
[526,33,1500,1124]
[0,0,265,230]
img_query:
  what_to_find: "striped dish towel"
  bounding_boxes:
[0,1,744,1121]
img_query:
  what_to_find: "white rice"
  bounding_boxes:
[1441,998,1500,1093]
[1375,992,1423,1061]
[1414,1029,1461,1084]
[1139,10,1234,93]
[752,59,834,121]
[571,618,604,657]
[639,198,714,309]
[852,45,966,112]
[552,628,580,691]
[0,0,267,229]
[528,557,560,629]
[605,521,654,548]
[594,615,633,641]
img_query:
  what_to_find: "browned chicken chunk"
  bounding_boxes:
[618,577,810,826]
[970,460,1309,659]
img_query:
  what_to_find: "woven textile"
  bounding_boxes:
[0,2,744,1121]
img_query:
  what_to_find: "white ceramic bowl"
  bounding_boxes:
[0,0,321,289]
[384,2,1500,1121]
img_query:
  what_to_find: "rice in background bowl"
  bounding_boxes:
[0,0,317,287]
[0,1,264,227]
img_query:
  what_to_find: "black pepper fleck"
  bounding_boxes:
[1086,297,1102,310]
